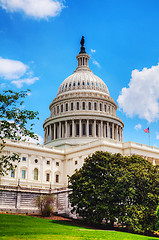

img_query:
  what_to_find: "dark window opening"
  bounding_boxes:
[77,102,79,110]
[76,124,79,136]
[89,124,92,136]
[89,102,91,110]
[83,123,86,136]
[71,103,73,110]
[83,102,85,110]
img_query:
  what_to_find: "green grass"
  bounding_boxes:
[0,214,158,240]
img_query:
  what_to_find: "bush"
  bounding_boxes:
[36,195,54,217]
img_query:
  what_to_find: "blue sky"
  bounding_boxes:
[0,0,159,146]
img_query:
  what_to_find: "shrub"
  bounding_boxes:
[36,195,54,217]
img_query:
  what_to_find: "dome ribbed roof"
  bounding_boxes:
[57,69,110,96]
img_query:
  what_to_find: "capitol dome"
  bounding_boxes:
[43,37,124,148]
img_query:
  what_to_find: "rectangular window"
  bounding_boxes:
[22,170,26,179]
[71,103,73,110]
[89,124,92,136]
[11,170,15,178]
[89,102,91,110]
[76,124,79,136]
[47,160,50,165]
[75,160,78,165]
[46,173,50,182]
[100,103,102,111]
[77,102,79,110]
[57,106,59,113]
[22,157,26,161]
[56,175,59,183]
[104,104,106,112]
[56,162,59,166]
[61,105,63,112]
[83,123,86,136]
[66,103,68,111]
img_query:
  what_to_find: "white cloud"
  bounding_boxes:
[0,57,39,88]
[22,134,44,145]
[117,64,159,122]
[91,49,96,53]
[11,77,39,88]
[92,59,101,68]
[0,57,27,79]
[0,0,64,19]
[134,124,142,130]
[156,132,159,140]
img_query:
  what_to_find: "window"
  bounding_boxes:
[75,160,78,165]
[77,102,79,110]
[70,124,72,136]
[94,103,97,110]
[100,103,102,111]
[56,174,59,183]
[57,106,59,114]
[71,102,73,110]
[82,81,85,86]
[73,82,75,86]
[22,170,26,179]
[11,170,15,178]
[69,83,71,87]
[34,168,38,180]
[66,103,68,111]
[76,124,79,136]
[110,127,112,139]
[56,162,59,166]
[96,124,98,136]
[88,102,91,110]
[78,82,80,86]
[87,82,89,86]
[65,84,67,88]
[35,159,38,163]
[89,124,92,136]
[61,105,63,113]
[83,123,86,136]
[47,161,50,165]
[82,102,85,110]
[46,173,50,182]
[104,104,106,112]
[22,157,26,161]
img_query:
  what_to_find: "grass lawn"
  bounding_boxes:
[0,214,158,240]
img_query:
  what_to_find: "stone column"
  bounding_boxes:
[112,123,114,140]
[101,121,103,138]
[94,120,96,137]
[153,158,156,166]
[47,126,49,142]
[72,120,75,137]
[65,121,67,138]
[79,119,82,137]
[121,127,123,142]
[44,128,46,143]
[87,119,89,137]
[119,126,121,142]
[116,125,118,141]
[50,125,52,141]
[54,123,56,140]
[103,123,106,138]
[59,121,61,139]
[107,122,110,138]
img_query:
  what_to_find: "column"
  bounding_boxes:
[79,119,82,137]
[87,119,89,137]
[116,125,118,141]
[72,120,75,137]
[50,125,52,141]
[47,126,49,142]
[65,121,67,138]
[59,121,61,139]
[107,122,110,138]
[121,127,123,142]
[101,121,103,138]
[93,120,96,137]
[112,123,114,140]
[62,123,64,138]
[54,123,56,140]
[119,126,121,142]
[44,128,46,143]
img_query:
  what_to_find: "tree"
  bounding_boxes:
[0,89,39,175]
[68,151,159,234]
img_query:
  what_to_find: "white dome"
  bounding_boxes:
[57,70,110,96]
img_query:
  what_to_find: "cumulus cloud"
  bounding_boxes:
[0,0,64,19]
[0,57,39,88]
[117,64,159,122]
[134,124,142,130]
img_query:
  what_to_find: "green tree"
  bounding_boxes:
[0,89,39,175]
[68,151,159,234]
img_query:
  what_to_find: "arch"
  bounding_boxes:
[34,168,38,180]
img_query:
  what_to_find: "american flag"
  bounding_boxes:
[144,127,149,133]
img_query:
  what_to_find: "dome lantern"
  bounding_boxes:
[76,36,90,71]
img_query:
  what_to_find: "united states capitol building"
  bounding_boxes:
[0,39,159,214]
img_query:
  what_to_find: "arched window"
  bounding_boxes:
[70,124,72,136]
[11,170,15,178]
[66,103,68,111]
[83,123,86,136]
[46,173,50,182]
[104,104,106,112]
[83,102,85,110]
[56,174,59,183]
[73,82,75,86]
[88,102,91,110]
[61,104,63,112]
[110,127,112,139]
[82,81,85,86]
[34,168,38,180]
[100,103,102,111]
[57,106,59,114]
[94,102,97,110]
[96,124,98,137]
[77,102,79,110]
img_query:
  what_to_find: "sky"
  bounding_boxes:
[0,0,159,146]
